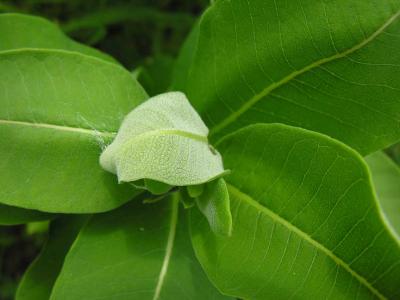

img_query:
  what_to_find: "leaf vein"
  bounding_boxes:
[228,184,387,299]
[209,9,400,136]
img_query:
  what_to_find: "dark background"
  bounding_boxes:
[0,1,208,298]
[0,1,399,299]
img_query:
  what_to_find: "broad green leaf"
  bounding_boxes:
[50,194,232,300]
[190,124,400,299]
[0,204,53,226]
[100,92,226,186]
[174,0,400,155]
[195,178,232,236]
[16,216,87,300]
[0,13,116,63]
[0,49,148,213]
[366,151,400,239]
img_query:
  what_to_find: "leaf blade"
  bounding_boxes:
[16,216,88,300]
[50,195,232,300]
[0,49,147,212]
[190,124,400,299]
[175,0,400,155]
[0,13,116,63]
[195,178,232,236]
[0,204,53,226]
[100,92,226,186]
[366,151,400,239]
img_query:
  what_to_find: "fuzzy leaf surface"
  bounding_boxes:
[100,92,225,186]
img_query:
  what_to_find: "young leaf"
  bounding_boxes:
[100,92,226,186]
[50,194,232,300]
[174,0,400,155]
[0,13,116,63]
[366,151,400,239]
[16,215,88,300]
[195,178,232,236]
[0,49,147,213]
[0,204,53,226]
[190,124,400,299]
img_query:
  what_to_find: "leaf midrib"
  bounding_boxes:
[124,128,209,144]
[227,184,386,300]
[0,119,116,138]
[209,9,400,136]
[0,119,209,144]
[0,48,141,139]
[153,195,179,300]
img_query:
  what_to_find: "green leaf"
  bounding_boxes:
[195,178,232,236]
[0,49,148,213]
[26,221,49,235]
[0,13,116,63]
[100,92,226,186]
[181,195,196,209]
[171,21,200,91]
[187,184,204,198]
[16,215,88,300]
[137,55,175,96]
[50,194,232,300]
[366,151,400,239]
[0,204,53,226]
[190,124,400,299]
[144,179,173,195]
[174,0,400,155]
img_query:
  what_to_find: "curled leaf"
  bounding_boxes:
[196,178,232,236]
[100,92,226,186]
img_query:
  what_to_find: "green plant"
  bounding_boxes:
[1,0,400,298]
